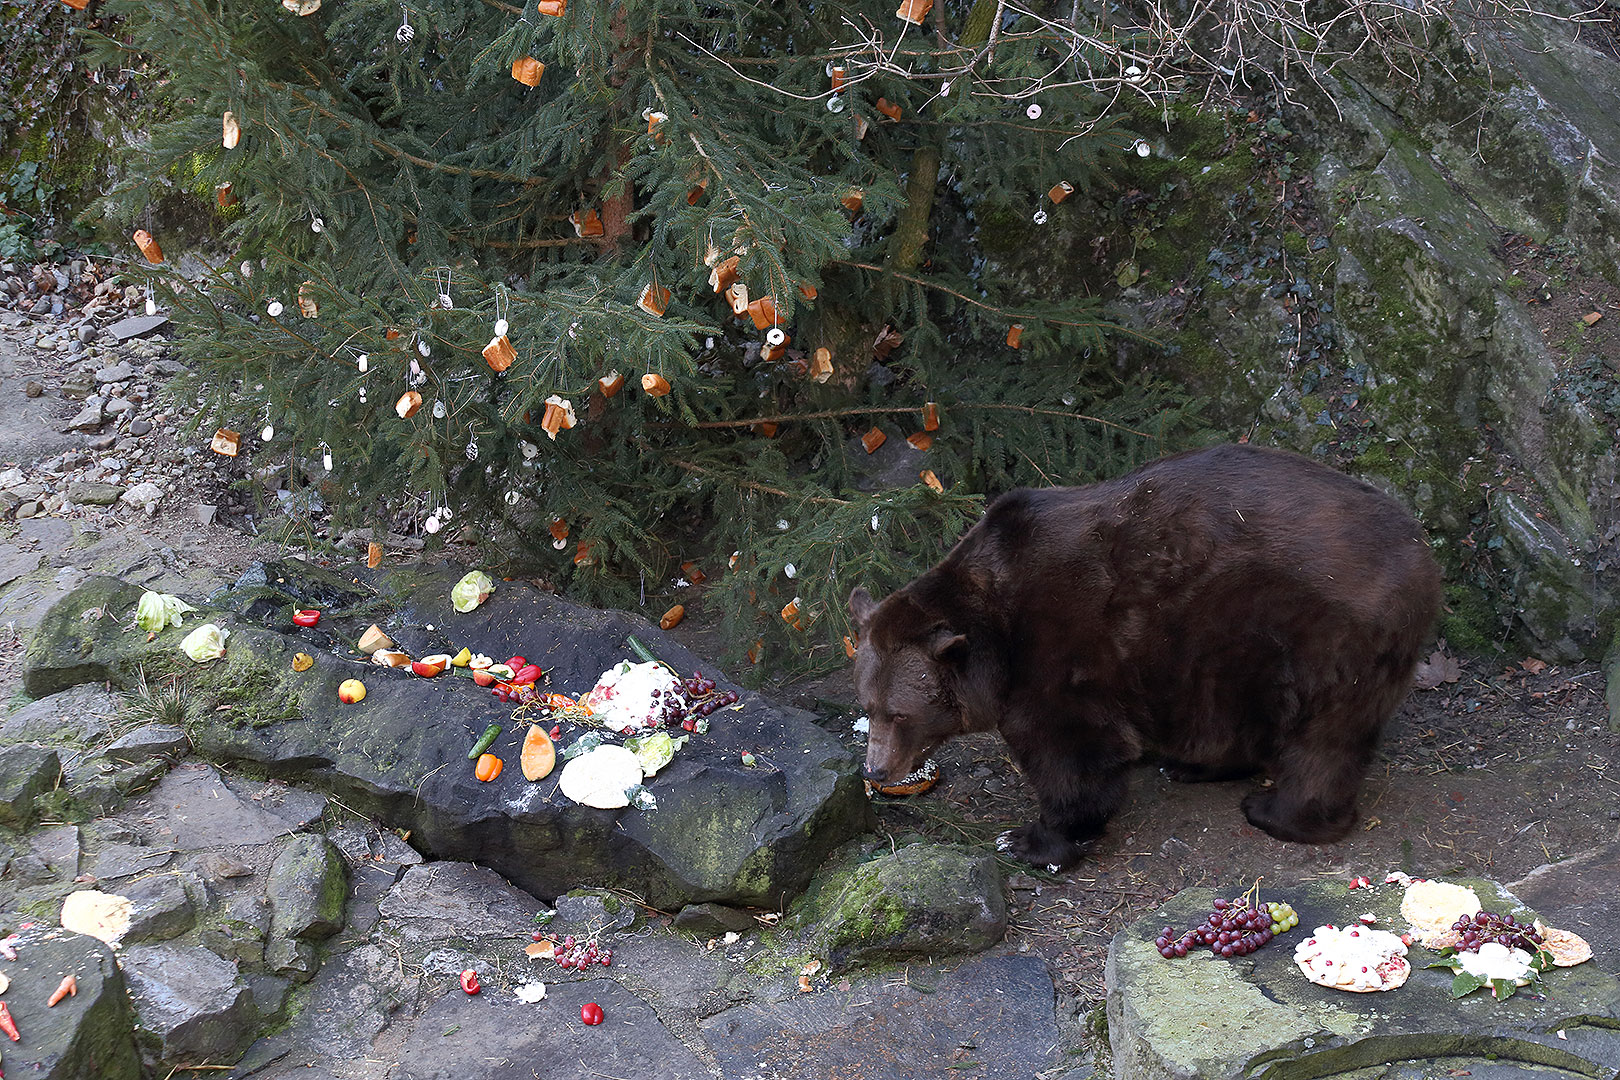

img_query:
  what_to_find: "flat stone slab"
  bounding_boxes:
[377,861,545,944]
[1107,880,1620,1080]
[24,825,80,882]
[135,763,300,850]
[85,842,175,882]
[1509,844,1620,974]
[393,980,713,1080]
[104,724,190,762]
[701,952,1065,1079]
[101,314,168,342]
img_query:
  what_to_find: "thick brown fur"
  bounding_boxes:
[849,444,1442,869]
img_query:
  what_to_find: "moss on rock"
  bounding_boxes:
[786,841,1005,972]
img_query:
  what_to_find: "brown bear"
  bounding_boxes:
[848,444,1442,869]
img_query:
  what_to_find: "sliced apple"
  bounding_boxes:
[472,669,496,687]
[487,663,515,681]
[468,653,494,671]
[412,653,451,678]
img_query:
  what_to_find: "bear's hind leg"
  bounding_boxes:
[1242,717,1379,844]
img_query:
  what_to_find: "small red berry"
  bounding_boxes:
[581,1002,604,1025]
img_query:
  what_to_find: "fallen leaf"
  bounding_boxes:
[1520,657,1548,675]
[1413,649,1461,690]
[1582,311,1602,326]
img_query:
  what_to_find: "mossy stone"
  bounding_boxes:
[789,841,1006,972]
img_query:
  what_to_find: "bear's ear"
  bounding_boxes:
[848,587,877,634]
[930,628,968,665]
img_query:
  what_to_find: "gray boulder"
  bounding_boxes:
[377,862,544,944]
[20,566,871,910]
[121,944,257,1066]
[120,872,201,944]
[788,842,1007,972]
[0,745,60,829]
[0,925,141,1080]
[264,834,347,982]
[103,723,190,762]
[65,481,123,506]
[0,685,120,747]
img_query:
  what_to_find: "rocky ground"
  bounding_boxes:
[1,256,1617,1079]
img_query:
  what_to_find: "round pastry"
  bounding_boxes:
[1294,925,1411,992]
[867,758,939,796]
[1536,923,1593,967]
[1401,879,1483,946]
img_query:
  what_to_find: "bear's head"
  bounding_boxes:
[848,585,980,786]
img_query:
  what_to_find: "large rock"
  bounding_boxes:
[121,943,258,1066]
[120,872,201,944]
[0,745,61,829]
[787,842,1007,971]
[0,685,119,746]
[19,577,147,698]
[266,835,347,941]
[0,924,142,1080]
[264,834,347,981]
[103,723,190,762]
[1106,881,1620,1080]
[20,566,871,910]
[377,861,545,944]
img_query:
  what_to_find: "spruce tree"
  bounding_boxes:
[86,0,1199,675]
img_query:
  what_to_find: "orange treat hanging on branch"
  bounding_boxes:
[482,335,516,372]
[637,283,671,316]
[512,56,545,86]
[132,230,163,264]
[895,0,933,23]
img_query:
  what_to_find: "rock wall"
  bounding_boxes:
[1055,13,1620,682]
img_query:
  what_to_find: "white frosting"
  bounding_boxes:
[1294,925,1409,992]
[585,661,685,730]
[1457,941,1534,982]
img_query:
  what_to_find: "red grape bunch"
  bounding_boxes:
[677,672,740,731]
[1156,896,1299,959]
[1448,911,1544,954]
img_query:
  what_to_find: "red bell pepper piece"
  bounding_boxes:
[292,609,321,628]
[505,655,527,671]
[0,1001,18,1041]
[459,969,480,995]
[512,664,541,686]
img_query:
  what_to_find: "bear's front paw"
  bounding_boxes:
[996,823,1089,870]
